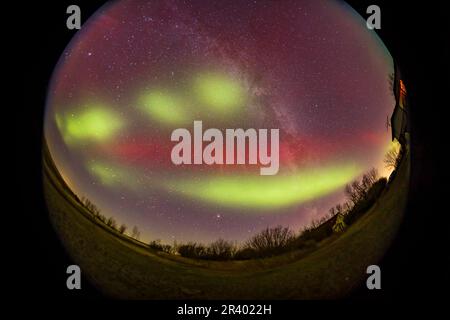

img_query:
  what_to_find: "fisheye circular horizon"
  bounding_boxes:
[45,0,396,245]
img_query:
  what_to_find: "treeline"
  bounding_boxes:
[77,146,403,261]
[78,168,386,261]
[148,226,297,260]
[384,143,404,183]
[148,167,390,260]
[297,144,404,246]
[80,196,141,240]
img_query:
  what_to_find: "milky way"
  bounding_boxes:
[45,0,396,244]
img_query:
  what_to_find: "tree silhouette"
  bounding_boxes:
[384,146,401,170]
[80,196,100,215]
[119,224,127,234]
[131,226,140,240]
[208,239,236,260]
[106,217,117,229]
[245,226,295,256]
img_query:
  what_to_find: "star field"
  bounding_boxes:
[45,0,395,244]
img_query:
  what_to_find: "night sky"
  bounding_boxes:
[45,0,396,244]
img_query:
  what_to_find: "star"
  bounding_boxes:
[45,0,395,245]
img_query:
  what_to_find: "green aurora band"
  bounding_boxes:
[87,160,362,211]
[166,163,362,210]
[56,105,124,144]
[139,90,189,125]
[193,72,246,113]
[137,72,247,125]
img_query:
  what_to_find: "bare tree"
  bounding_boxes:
[368,168,378,182]
[208,239,236,259]
[81,197,100,215]
[245,226,295,255]
[361,174,372,193]
[329,207,337,218]
[106,217,117,229]
[345,184,358,206]
[97,213,106,223]
[131,226,140,240]
[149,239,172,253]
[335,203,343,215]
[351,180,365,202]
[346,168,379,206]
[384,147,401,170]
[119,224,127,234]
[343,201,352,214]
[309,218,320,229]
[178,242,207,258]
[362,168,378,190]
[319,214,328,224]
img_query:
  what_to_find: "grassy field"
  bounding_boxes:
[43,145,410,299]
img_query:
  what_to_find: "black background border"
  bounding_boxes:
[12,0,449,315]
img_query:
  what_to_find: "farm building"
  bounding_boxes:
[390,63,409,146]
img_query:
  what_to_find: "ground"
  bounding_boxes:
[43,146,410,299]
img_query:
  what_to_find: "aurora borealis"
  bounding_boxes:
[45,0,396,244]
